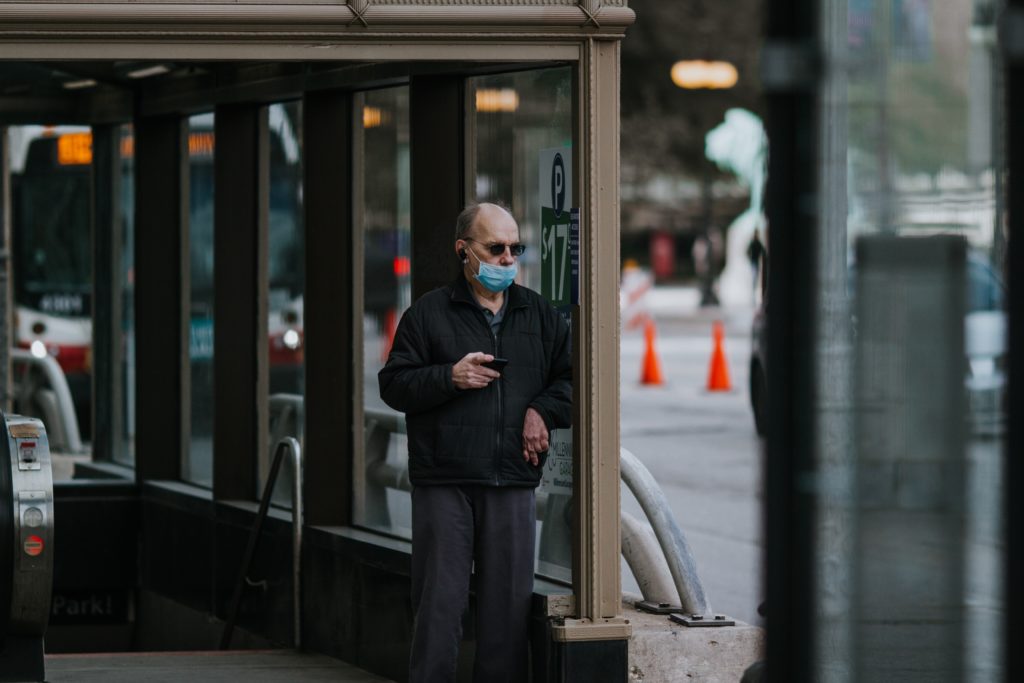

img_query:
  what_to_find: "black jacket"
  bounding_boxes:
[378,276,572,487]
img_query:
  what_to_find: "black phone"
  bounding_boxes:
[483,358,509,371]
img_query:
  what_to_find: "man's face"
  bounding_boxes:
[457,205,522,268]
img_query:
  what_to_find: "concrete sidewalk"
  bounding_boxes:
[45,650,395,683]
[640,285,758,334]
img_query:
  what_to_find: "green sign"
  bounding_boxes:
[539,147,573,307]
[540,207,573,307]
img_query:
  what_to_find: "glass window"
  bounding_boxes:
[183,113,215,487]
[353,70,576,565]
[469,66,574,581]
[9,125,94,458]
[354,87,412,537]
[813,2,1005,679]
[264,100,305,506]
[119,123,136,466]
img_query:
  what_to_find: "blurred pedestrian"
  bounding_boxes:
[746,228,765,302]
[693,233,719,306]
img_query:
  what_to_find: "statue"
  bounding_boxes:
[704,108,767,307]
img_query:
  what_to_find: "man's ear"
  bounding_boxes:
[459,248,467,261]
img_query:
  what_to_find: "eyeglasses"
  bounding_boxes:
[465,238,526,257]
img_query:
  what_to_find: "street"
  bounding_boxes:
[620,290,764,627]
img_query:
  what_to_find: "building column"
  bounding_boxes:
[410,75,464,299]
[213,104,269,501]
[134,115,188,482]
[550,38,630,678]
[303,89,354,526]
[91,124,125,464]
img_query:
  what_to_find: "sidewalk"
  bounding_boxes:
[45,650,394,683]
[638,285,758,336]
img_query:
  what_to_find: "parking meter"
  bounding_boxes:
[0,413,54,682]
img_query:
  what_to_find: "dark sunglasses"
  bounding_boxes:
[466,238,526,257]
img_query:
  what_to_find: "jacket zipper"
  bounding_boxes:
[493,324,503,486]
[457,287,521,486]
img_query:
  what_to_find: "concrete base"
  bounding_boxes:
[625,601,764,682]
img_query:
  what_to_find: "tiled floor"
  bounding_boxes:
[45,649,395,682]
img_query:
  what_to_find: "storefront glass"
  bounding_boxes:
[355,86,413,537]
[183,112,216,487]
[264,100,306,506]
[469,66,575,581]
[119,123,136,467]
[814,2,1005,679]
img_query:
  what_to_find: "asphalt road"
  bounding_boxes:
[620,304,764,627]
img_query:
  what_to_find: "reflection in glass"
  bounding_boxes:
[184,113,215,487]
[470,67,574,582]
[120,123,136,466]
[9,125,94,453]
[471,68,573,293]
[813,2,1005,680]
[265,101,305,507]
[356,87,412,537]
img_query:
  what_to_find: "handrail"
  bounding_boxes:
[269,393,304,446]
[10,347,84,453]
[621,510,678,605]
[361,408,709,614]
[620,447,709,615]
[364,407,406,435]
[220,436,303,650]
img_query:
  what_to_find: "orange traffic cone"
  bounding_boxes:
[706,320,732,391]
[640,319,665,386]
[381,308,398,362]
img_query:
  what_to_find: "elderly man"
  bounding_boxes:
[379,202,572,682]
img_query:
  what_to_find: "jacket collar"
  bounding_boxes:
[450,273,527,309]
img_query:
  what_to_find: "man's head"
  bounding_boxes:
[455,203,524,292]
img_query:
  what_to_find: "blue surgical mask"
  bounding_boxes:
[469,248,518,293]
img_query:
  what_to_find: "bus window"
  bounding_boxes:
[10,126,94,448]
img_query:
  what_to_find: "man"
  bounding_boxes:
[379,202,572,683]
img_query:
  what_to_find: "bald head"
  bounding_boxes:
[455,202,517,241]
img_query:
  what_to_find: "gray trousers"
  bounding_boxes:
[409,485,536,683]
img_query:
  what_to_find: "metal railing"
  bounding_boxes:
[220,436,303,650]
[10,348,83,453]
[620,447,709,615]
[360,407,709,616]
[269,394,304,452]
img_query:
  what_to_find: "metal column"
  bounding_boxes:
[762,0,821,681]
[213,104,269,501]
[1003,3,1024,680]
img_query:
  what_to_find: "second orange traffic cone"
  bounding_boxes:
[640,319,665,386]
[706,321,732,391]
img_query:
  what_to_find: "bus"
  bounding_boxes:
[10,115,305,443]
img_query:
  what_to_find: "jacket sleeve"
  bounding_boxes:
[378,304,460,414]
[528,307,573,430]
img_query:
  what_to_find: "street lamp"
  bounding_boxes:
[670,60,739,90]
[670,60,738,306]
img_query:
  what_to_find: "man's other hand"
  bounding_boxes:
[521,407,549,467]
[452,352,501,390]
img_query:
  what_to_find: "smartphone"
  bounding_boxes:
[483,358,509,372]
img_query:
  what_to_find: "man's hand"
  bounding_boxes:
[452,352,501,390]
[522,407,549,467]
